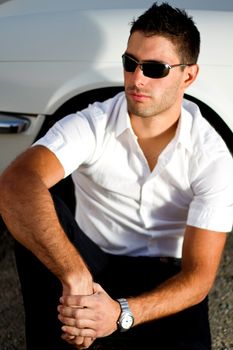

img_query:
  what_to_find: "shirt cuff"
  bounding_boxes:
[187,204,233,232]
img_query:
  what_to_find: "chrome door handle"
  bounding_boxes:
[0,114,30,133]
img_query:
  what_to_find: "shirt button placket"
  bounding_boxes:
[140,180,153,228]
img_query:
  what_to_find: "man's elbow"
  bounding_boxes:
[0,160,32,213]
[194,273,217,306]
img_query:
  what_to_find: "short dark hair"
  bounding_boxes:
[130,2,200,64]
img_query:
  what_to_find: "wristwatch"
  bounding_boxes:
[116,298,134,332]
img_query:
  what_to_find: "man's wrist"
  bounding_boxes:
[62,271,93,295]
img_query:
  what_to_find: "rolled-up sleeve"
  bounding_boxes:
[187,150,233,232]
[33,112,96,178]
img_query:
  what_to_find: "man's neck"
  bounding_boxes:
[129,111,180,172]
[130,110,180,140]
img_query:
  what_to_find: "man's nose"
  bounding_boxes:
[131,65,146,86]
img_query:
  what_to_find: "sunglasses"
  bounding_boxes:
[122,54,194,79]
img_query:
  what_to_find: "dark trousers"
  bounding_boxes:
[14,195,212,349]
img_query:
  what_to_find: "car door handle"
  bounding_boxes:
[0,114,30,133]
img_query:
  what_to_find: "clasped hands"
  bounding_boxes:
[58,283,120,349]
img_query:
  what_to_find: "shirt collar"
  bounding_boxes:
[115,94,132,138]
[173,101,194,152]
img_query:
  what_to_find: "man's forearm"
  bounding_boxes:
[128,269,208,326]
[129,229,226,326]
[0,169,92,294]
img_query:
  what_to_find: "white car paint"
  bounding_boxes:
[0,0,232,173]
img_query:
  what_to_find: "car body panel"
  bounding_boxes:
[0,114,45,171]
[0,0,233,173]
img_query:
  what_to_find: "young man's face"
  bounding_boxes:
[123,31,192,119]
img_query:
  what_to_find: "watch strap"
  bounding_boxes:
[117,298,130,312]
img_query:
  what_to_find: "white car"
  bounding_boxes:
[0,0,233,176]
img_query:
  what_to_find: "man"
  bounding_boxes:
[0,2,232,350]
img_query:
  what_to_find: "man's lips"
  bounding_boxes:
[128,91,150,102]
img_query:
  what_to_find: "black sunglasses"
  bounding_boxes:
[122,54,194,79]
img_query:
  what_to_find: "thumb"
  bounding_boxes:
[93,282,104,293]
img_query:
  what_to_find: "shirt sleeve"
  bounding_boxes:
[187,149,233,232]
[33,112,96,178]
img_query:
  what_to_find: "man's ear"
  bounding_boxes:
[183,64,199,88]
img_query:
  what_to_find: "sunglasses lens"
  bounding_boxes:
[122,54,170,78]
[122,55,137,72]
[143,63,169,78]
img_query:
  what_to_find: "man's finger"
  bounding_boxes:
[58,305,93,320]
[60,295,89,306]
[62,325,96,338]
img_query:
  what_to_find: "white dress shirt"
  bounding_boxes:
[34,92,233,258]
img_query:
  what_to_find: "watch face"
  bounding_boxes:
[121,313,134,330]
